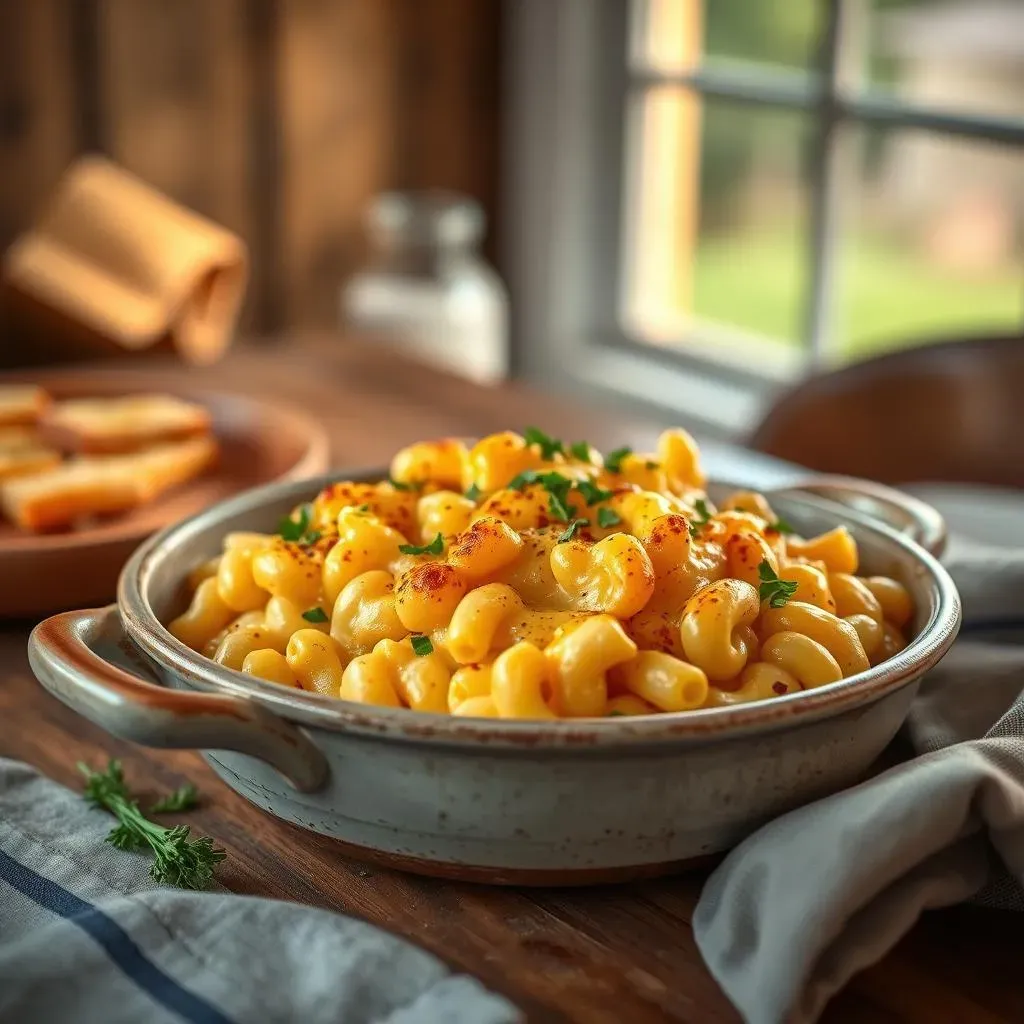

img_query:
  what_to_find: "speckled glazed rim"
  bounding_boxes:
[117,468,962,751]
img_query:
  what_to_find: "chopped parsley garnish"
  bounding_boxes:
[465,482,482,502]
[302,607,329,623]
[544,475,577,522]
[558,518,589,542]
[771,516,795,535]
[575,479,614,505]
[389,477,423,493]
[278,504,320,545]
[597,506,622,528]
[604,446,632,473]
[278,503,311,541]
[758,560,799,608]
[645,460,659,470]
[569,440,592,462]
[399,532,445,556]
[355,503,371,512]
[689,497,713,537]
[411,635,433,656]
[523,426,564,460]
[507,468,543,491]
[506,469,577,521]
[548,491,575,523]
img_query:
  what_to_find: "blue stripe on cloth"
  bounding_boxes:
[0,849,234,1024]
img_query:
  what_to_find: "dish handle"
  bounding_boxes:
[28,605,328,793]
[775,475,947,558]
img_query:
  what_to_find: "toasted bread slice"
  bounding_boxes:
[1,435,217,531]
[0,426,45,451]
[0,426,62,481]
[0,385,50,427]
[0,446,62,482]
[129,435,218,501]
[40,394,213,454]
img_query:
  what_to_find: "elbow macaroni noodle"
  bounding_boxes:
[168,429,916,718]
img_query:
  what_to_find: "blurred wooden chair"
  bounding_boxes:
[749,332,1024,488]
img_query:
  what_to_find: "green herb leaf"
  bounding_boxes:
[277,503,312,541]
[575,479,614,505]
[277,503,322,545]
[757,560,799,608]
[569,441,592,462]
[79,758,127,803]
[389,477,423,493]
[645,460,659,470]
[604,446,632,473]
[150,784,199,814]
[524,426,564,460]
[771,516,795,535]
[507,469,580,521]
[411,634,433,656]
[541,473,577,522]
[302,606,329,623]
[507,469,542,491]
[689,497,713,537]
[548,492,576,523]
[355,503,371,512]
[465,482,482,502]
[607,709,625,717]
[558,518,590,542]
[597,506,622,528]
[399,532,444,556]
[78,760,225,890]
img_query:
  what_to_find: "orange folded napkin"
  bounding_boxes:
[1,156,248,365]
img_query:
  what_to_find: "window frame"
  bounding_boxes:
[502,0,1024,438]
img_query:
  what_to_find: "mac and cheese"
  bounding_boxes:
[169,428,915,718]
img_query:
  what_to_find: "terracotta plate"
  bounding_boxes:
[0,370,329,619]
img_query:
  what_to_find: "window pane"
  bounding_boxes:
[632,0,823,74]
[834,126,1024,361]
[623,91,812,365]
[855,1,1024,120]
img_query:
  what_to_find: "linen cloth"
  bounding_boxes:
[0,759,520,1024]
[694,536,1024,1024]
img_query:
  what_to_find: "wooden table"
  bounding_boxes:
[3,338,1022,1024]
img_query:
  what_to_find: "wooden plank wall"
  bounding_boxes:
[0,0,501,333]
[0,1,79,247]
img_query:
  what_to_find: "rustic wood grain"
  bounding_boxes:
[95,0,257,326]
[393,0,502,261]
[275,0,401,328]
[97,0,252,230]
[2,338,1021,1023]
[0,1,502,334]
[0,0,78,246]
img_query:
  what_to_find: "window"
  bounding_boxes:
[504,0,1024,436]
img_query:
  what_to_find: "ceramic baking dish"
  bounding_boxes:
[28,471,960,884]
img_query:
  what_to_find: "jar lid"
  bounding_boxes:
[367,191,484,248]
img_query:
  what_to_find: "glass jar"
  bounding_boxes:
[341,191,508,384]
